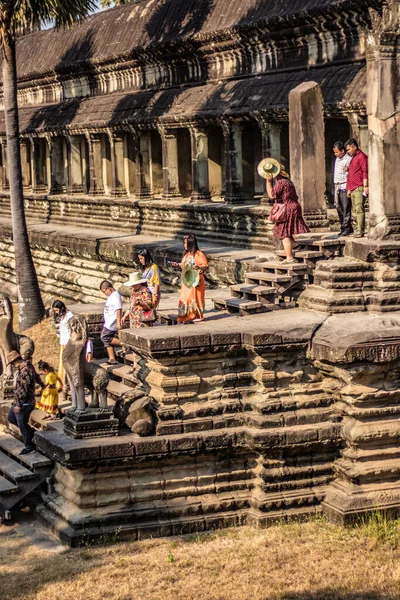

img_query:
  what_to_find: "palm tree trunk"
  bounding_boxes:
[2,32,45,330]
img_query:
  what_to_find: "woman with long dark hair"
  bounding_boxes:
[177,233,209,323]
[137,248,161,308]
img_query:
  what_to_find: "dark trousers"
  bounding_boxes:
[8,405,35,450]
[337,189,353,233]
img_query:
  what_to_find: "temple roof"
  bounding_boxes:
[0,62,366,133]
[13,0,380,81]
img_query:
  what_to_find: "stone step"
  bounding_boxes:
[159,313,178,325]
[111,365,139,388]
[0,449,35,483]
[230,284,277,299]
[275,250,325,260]
[0,431,52,469]
[259,261,310,273]
[212,299,227,311]
[245,271,292,284]
[0,475,18,495]
[225,298,269,315]
[107,379,134,401]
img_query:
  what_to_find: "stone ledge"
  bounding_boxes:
[119,309,327,357]
[310,312,400,363]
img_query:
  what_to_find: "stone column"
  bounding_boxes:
[159,127,180,199]
[20,139,31,190]
[366,2,400,239]
[30,138,48,193]
[135,130,153,199]
[348,114,369,154]
[222,121,245,205]
[1,139,9,190]
[108,131,127,197]
[48,136,64,194]
[86,133,104,195]
[68,135,84,194]
[289,82,326,216]
[190,126,211,203]
[253,114,282,205]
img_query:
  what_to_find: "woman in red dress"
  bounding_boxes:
[266,168,310,262]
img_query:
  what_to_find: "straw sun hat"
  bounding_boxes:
[257,157,290,180]
[181,264,200,289]
[124,271,148,286]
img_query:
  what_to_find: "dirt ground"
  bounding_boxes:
[1,514,400,600]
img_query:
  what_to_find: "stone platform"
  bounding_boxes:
[31,307,400,544]
[0,218,275,303]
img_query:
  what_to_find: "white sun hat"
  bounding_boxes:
[124,271,148,286]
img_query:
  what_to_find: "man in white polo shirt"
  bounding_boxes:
[99,280,123,365]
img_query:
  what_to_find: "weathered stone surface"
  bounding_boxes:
[289,81,326,216]
[367,2,400,240]
[311,312,400,363]
[299,244,400,313]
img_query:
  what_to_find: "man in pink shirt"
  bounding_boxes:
[345,138,369,238]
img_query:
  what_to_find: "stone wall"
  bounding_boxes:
[0,220,265,304]
[35,309,343,545]
[34,307,400,544]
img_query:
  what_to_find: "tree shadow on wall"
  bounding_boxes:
[25,31,96,133]
[145,0,214,45]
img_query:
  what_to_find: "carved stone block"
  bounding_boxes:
[63,408,119,439]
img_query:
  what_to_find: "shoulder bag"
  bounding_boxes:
[269,202,288,224]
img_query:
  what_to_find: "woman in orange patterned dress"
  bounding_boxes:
[177,234,209,323]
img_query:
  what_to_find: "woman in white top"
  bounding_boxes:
[51,300,73,390]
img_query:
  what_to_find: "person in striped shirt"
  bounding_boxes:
[332,141,353,236]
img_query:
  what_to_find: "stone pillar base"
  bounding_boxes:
[32,185,48,194]
[225,193,246,205]
[190,192,211,203]
[323,481,400,525]
[63,408,119,439]
[260,194,274,206]
[69,184,85,194]
[110,188,128,198]
[162,191,181,200]
[135,191,154,199]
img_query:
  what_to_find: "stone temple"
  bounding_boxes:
[0,0,400,545]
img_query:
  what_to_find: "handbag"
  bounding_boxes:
[139,309,157,323]
[269,202,288,224]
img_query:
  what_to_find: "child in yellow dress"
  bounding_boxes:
[35,361,63,420]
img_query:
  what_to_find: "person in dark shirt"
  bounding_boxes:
[7,351,43,455]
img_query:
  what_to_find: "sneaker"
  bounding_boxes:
[19,447,35,455]
[338,231,349,237]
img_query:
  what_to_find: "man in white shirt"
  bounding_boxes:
[100,280,123,365]
[332,141,353,236]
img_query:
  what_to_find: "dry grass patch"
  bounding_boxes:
[1,519,400,600]
[19,316,59,370]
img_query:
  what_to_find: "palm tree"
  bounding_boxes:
[0,1,96,330]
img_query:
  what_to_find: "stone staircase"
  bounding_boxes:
[212,235,344,316]
[0,429,53,521]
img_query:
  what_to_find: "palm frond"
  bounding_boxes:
[0,0,97,39]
